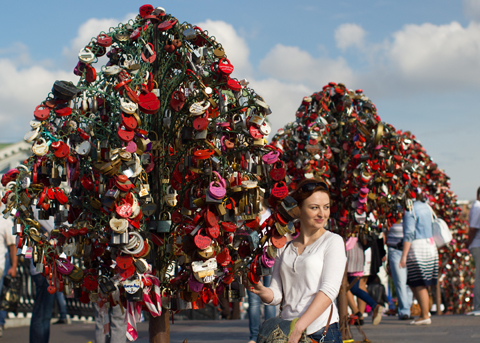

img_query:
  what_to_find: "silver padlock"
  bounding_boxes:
[195,129,208,140]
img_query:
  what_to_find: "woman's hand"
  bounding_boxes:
[288,328,303,343]
[399,256,407,268]
[246,279,264,296]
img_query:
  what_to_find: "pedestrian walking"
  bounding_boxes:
[29,208,56,343]
[53,291,69,324]
[386,219,413,319]
[345,235,384,325]
[0,215,17,338]
[467,186,480,315]
[247,197,275,343]
[400,193,439,325]
[249,179,346,343]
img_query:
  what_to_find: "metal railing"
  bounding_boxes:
[11,260,218,321]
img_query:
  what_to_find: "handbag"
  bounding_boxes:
[257,305,333,343]
[427,205,452,248]
[0,275,22,313]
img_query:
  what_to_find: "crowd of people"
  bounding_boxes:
[0,181,479,342]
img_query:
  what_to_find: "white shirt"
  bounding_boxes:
[0,217,15,272]
[265,230,346,334]
[469,200,480,249]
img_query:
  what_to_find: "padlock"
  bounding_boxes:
[157,212,172,233]
[164,186,177,207]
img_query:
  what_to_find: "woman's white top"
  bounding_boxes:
[265,230,346,335]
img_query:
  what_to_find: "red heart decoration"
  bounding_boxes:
[216,247,231,266]
[116,255,133,269]
[158,19,177,32]
[121,113,137,130]
[85,65,97,83]
[193,117,208,131]
[118,128,135,142]
[139,91,160,114]
[47,285,57,294]
[83,274,99,291]
[54,105,72,117]
[227,79,241,91]
[170,90,185,112]
[271,181,289,199]
[54,142,70,159]
[139,4,154,17]
[249,126,263,139]
[97,33,112,47]
[206,223,220,239]
[218,58,234,75]
[194,230,212,250]
[221,222,236,233]
[34,104,50,121]
[205,210,218,227]
[270,166,286,182]
[54,188,69,204]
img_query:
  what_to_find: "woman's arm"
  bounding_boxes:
[249,279,274,304]
[288,291,332,343]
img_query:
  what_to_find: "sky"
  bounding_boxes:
[0,0,479,200]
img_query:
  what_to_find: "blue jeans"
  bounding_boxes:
[308,322,342,343]
[30,274,56,343]
[248,275,276,342]
[388,247,413,317]
[56,291,67,320]
[0,253,11,325]
[347,276,377,310]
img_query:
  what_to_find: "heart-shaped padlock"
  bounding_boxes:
[194,229,212,250]
[53,141,70,159]
[271,181,289,199]
[218,58,234,75]
[262,150,280,164]
[157,19,177,31]
[206,223,220,239]
[118,127,135,142]
[34,104,50,121]
[97,33,112,47]
[270,161,287,181]
[138,91,160,114]
[54,104,72,117]
[170,90,186,112]
[141,43,156,63]
[193,115,209,131]
[56,258,74,275]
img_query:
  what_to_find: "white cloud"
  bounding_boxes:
[258,44,355,87]
[195,19,253,78]
[335,23,366,51]
[463,0,480,22]
[0,57,72,142]
[387,21,480,88]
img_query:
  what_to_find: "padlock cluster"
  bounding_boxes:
[399,131,473,313]
[272,83,416,237]
[0,4,295,328]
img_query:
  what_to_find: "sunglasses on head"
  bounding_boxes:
[300,181,328,193]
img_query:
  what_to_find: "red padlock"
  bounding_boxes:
[139,4,154,18]
[271,181,289,199]
[121,113,138,130]
[218,58,234,75]
[193,116,208,131]
[53,141,70,159]
[157,19,177,32]
[96,33,112,47]
[85,64,97,83]
[54,105,72,117]
[170,90,185,112]
[34,104,50,121]
[138,91,160,114]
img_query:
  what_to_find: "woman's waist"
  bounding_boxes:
[281,305,339,335]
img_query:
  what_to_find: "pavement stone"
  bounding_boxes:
[2,315,479,342]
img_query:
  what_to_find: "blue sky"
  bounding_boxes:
[0,0,479,199]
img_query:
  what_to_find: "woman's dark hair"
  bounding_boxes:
[290,178,330,208]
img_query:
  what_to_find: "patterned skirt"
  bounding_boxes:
[406,238,439,288]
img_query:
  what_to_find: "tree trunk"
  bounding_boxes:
[149,310,170,343]
[338,269,352,341]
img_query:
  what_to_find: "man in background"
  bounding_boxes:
[0,216,17,338]
[467,187,480,315]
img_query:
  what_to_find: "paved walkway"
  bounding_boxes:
[3,315,479,342]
